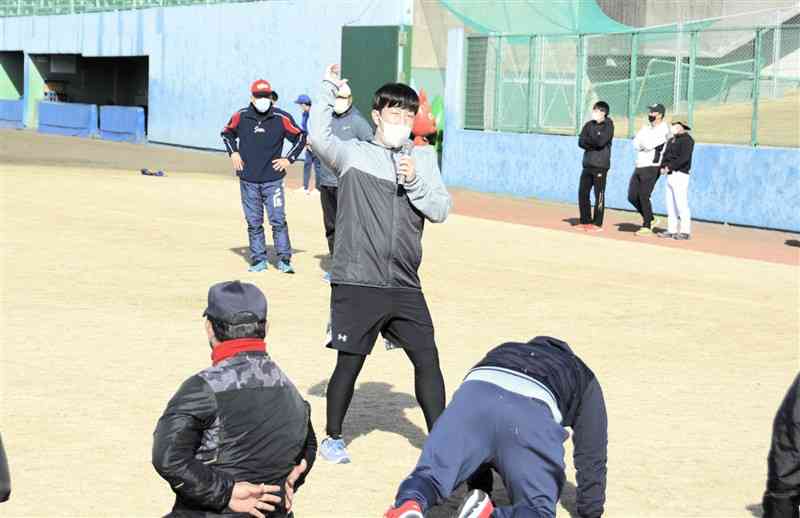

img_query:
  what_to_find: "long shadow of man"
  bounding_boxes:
[308,380,427,450]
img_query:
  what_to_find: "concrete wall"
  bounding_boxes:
[444,28,800,232]
[597,0,798,27]
[0,0,412,147]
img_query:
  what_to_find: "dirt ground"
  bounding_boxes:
[0,131,798,517]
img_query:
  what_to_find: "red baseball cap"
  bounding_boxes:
[250,79,273,97]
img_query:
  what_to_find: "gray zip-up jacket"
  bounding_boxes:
[309,80,452,290]
[318,106,374,187]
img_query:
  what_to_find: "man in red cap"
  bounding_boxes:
[221,80,307,274]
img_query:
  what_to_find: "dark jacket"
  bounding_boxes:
[0,434,9,503]
[661,132,695,174]
[318,106,373,188]
[152,343,316,517]
[221,104,306,183]
[578,118,614,169]
[763,373,800,518]
[473,337,608,518]
[308,80,451,290]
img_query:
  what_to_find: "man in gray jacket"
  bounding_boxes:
[317,81,374,282]
[309,64,452,465]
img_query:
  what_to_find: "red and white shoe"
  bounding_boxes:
[384,500,424,518]
[456,490,495,518]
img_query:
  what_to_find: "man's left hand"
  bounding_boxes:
[272,158,291,172]
[284,459,308,513]
[228,482,282,518]
[398,156,416,183]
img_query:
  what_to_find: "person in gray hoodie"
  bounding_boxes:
[309,64,451,465]
[317,81,374,282]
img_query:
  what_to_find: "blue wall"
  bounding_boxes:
[99,105,146,143]
[0,98,23,128]
[0,1,410,148]
[38,100,98,137]
[442,128,800,232]
[443,28,800,232]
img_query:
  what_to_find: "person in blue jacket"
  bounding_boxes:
[294,94,322,195]
[221,79,306,274]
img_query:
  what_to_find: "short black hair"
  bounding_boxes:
[208,317,266,342]
[593,101,610,115]
[372,83,419,114]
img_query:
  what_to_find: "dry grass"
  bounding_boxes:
[0,134,797,517]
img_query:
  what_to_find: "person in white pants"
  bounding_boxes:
[658,121,695,240]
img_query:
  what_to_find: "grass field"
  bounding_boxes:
[0,131,798,517]
[611,91,800,147]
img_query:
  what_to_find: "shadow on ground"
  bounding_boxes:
[615,222,640,233]
[229,245,305,266]
[308,380,427,450]
[427,476,578,517]
[562,218,580,227]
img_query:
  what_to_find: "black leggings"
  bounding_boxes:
[326,348,445,438]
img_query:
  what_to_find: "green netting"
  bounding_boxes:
[466,24,800,147]
[440,0,631,35]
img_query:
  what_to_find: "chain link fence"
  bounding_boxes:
[465,25,800,147]
[0,0,268,16]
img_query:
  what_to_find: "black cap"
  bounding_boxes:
[672,121,691,131]
[648,103,666,115]
[203,281,267,324]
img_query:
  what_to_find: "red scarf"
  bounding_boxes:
[211,338,266,365]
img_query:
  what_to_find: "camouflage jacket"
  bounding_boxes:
[152,346,316,517]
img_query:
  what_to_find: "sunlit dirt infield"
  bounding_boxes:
[1,130,797,517]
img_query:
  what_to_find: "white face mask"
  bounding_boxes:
[379,116,411,148]
[333,98,351,115]
[253,98,272,113]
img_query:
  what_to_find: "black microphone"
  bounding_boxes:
[396,139,414,186]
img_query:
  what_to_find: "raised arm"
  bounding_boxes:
[404,147,452,223]
[308,64,351,174]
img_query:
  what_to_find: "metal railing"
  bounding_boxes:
[465,25,800,147]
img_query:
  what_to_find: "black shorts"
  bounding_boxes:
[327,284,437,355]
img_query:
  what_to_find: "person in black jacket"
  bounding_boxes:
[763,373,800,518]
[385,336,608,518]
[658,121,695,240]
[0,433,9,503]
[577,101,614,232]
[221,80,307,274]
[153,281,316,518]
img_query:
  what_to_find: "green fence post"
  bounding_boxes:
[493,36,502,131]
[751,28,763,147]
[575,34,585,135]
[627,32,639,138]
[525,36,534,132]
[687,31,697,130]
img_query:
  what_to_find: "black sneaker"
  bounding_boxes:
[675,233,691,240]
[658,232,677,239]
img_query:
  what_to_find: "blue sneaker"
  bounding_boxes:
[320,436,351,464]
[248,260,268,272]
[277,260,295,274]
[322,271,331,283]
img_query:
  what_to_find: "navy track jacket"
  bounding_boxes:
[221,104,307,183]
[473,337,608,518]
